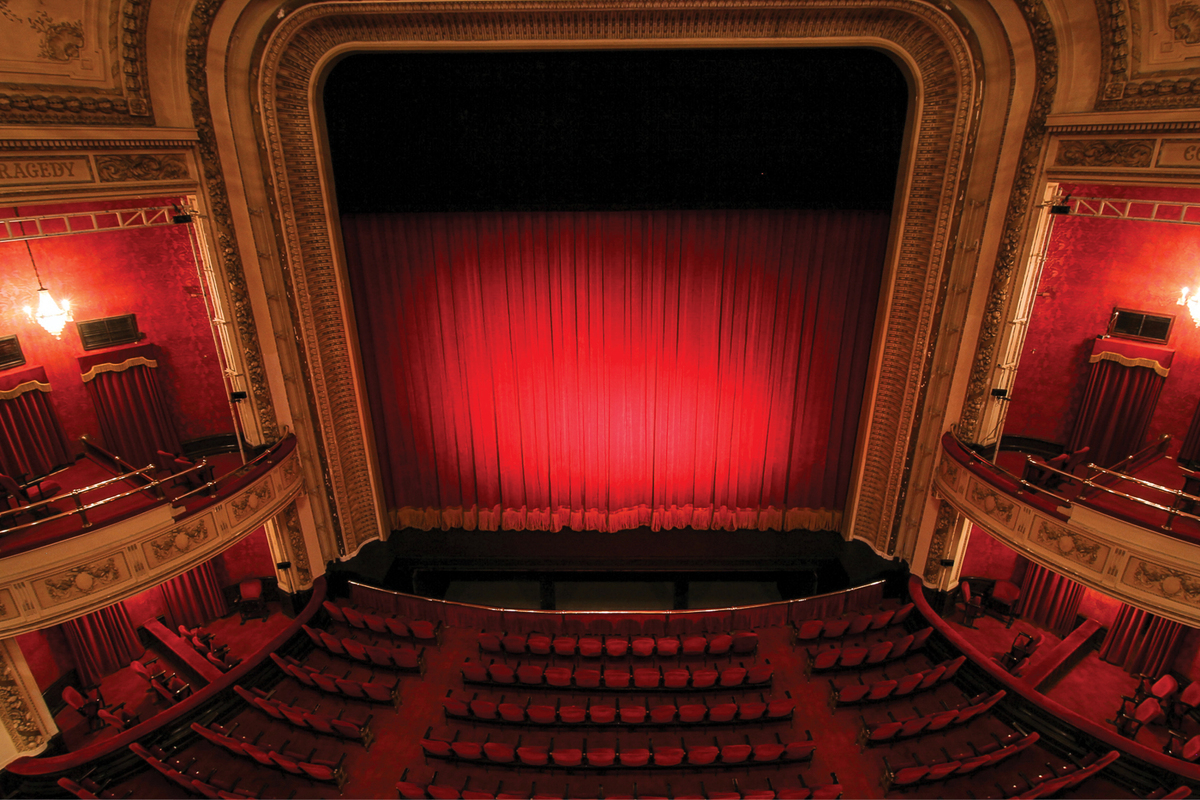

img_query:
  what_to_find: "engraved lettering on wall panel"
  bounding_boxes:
[0,156,91,185]
[1158,140,1200,168]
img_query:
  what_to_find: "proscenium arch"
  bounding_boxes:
[245,0,986,562]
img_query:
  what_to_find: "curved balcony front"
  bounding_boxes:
[0,436,304,638]
[936,431,1200,627]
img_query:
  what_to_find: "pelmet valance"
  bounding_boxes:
[1088,336,1174,377]
[78,342,160,383]
[0,366,51,401]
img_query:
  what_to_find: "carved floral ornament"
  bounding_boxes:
[147,520,211,564]
[231,483,274,522]
[1031,519,1106,570]
[967,480,1016,527]
[1126,558,1200,607]
[253,0,980,559]
[43,559,121,601]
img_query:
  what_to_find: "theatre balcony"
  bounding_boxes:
[0,434,304,638]
[937,430,1200,628]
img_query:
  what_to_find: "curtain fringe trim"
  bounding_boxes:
[1089,351,1170,377]
[0,380,50,401]
[389,505,841,533]
[80,357,158,383]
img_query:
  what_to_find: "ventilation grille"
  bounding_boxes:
[77,315,141,351]
[0,335,25,371]
[1109,308,1173,344]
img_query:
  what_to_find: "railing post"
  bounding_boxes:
[72,490,90,528]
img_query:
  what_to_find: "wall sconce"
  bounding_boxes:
[20,241,72,339]
[1178,287,1200,328]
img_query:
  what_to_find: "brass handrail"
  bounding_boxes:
[947,431,1200,532]
[0,438,290,538]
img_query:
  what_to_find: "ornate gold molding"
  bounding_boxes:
[252,0,978,558]
[958,0,1057,439]
[186,0,279,445]
[1096,0,1200,109]
[279,501,313,586]
[0,648,45,752]
[1055,139,1156,167]
[0,0,153,125]
[96,154,190,182]
[922,499,960,583]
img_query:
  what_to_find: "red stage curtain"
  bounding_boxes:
[60,603,143,687]
[1068,337,1171,468]
[160,561,227,629]
[79,344,182,470]
[0,366,70,479]
[341,210,889,533]
[1099,604,1187,678]
[1016,562,1085,637]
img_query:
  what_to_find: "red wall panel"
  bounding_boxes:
[0,198,232,460]
[1005,183,1200,454]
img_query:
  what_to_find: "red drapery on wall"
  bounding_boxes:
[60,603,143,687]
[0,366,70,479]
[159,561,227,629]
[342,210,889,532]
[1016,561,1085,637]
[1099,603,1187,678]
[1068,337,1172,468]
[79,343,182,470]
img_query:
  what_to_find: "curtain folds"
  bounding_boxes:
[160,561,227,629]
[60,603,143,687]
[1068,338,1170,468]
[1016,562,1085,637]
[81,345,181,470]
[342,210,889,532]
[0,383,70,480]
[1099,604,1187,678]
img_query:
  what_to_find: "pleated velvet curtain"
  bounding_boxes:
[1067,337,1171,468]
[60,603,143,687]
[160,561,227,629]
[0,366,69,479]
[79,343,181,470]
[1016,561,1085,637]
[1099,604,1187,678]
[342,209,889,533]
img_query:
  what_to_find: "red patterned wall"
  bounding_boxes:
[1005,183,1200,452]
[0,197,232,461]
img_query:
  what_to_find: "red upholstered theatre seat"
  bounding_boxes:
[620,705,647,724]
[590,704,617,724]
[649,704,678,724]
[559,703,587,724]
[484,742,516,763]
[618,746,650,767]
[656,636,681,656]
[679,703,707,723]
[462,660,489,683]
[471,698,498,719]
[587,746,616,767]
[692,667,718,688]
[653,746,686,766]
[488,662,516,684]
[632,636,656,657]
[527,703,557,725]
[578,636,603,657]
[574,668,601,688]
[688,744,720,765]
[498,700,526,722]
[720,743,752,763]
[604,668,632,688]
[739,699,767,720]
[545,666,572,687]
[527,633,552,654]
[516,745,549,767]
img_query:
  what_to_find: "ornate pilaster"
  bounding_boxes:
[0,640,54,768]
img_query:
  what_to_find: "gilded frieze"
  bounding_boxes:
[1054,139,1155,167]
[143,519,211,565]
[0,647,45,751]
[967,478,1017,527]
[231,483,274,522]
[1122,557,1200,606]
[96,154,190,182]
[34,555,127,607]
[1030,519,1108,571]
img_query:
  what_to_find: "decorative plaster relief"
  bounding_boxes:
[938,457,962,488]
[0,647,45,751]
[34,554,126,607]
[280,452,301,486]
[1055,139,1155,167]
[279,501,312,586]
[0,588,18,622]
[96,154,189,182]
[967,478,1017,527]
[143,519,211,565]
[231,483,274,522]
[1123,556,1200,606]
[1030,518,1108,571]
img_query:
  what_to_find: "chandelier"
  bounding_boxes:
[21,241,72,339]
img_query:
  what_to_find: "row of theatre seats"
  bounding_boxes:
[804,627,934,673]
[419,730,817,769]
[323,600,441,642]
[461,661,773,691]
[828,655,967,706]
[442,691,796,726]
[789,604,914,642]
[233,684,375,748]
[269,651,402,707]
[302,623,426,672]
[397,771,844,800]
[188,720,348,789]
[478,632,759,658]
[858,689,1006,746]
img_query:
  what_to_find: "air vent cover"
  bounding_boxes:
[1109,308,1173,344]
[0,335,25,371]
[77,315,141,351]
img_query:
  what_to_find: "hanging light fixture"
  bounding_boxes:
[1179,287,1200,328]
[21,241,72,338]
